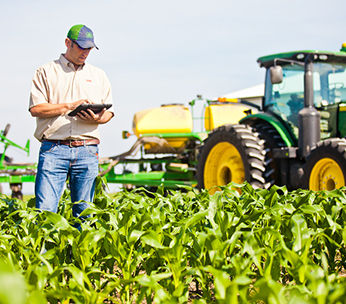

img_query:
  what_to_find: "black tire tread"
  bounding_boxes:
[196,124,268,190]
[251,122,286,186]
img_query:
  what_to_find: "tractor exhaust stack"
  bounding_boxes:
[298,56,320,158]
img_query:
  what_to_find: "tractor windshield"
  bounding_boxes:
[264,64,305,129]
[264,61,346,132]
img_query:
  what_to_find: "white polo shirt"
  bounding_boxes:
[29,54,113,141]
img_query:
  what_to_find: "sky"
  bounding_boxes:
[1,0,345,193]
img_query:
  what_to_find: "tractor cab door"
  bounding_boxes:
[313,62,346,139]
[264,64,305,141]
[318,103,338,139]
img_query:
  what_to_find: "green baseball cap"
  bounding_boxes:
[67,24,98,50]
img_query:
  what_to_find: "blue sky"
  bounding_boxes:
[1,0,345,193]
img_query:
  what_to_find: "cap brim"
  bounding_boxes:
[75,39,99,50]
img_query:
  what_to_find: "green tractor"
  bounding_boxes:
[197,44,346,192]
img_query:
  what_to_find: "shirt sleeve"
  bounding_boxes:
[29,67,49,110]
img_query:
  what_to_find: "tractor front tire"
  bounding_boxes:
[196,124,267,193]
[303,138,346,190]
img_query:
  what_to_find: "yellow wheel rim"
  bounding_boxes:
[309,157,345,190]
[204,142,245,193]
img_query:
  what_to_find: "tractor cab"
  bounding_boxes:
[258,47,346,146]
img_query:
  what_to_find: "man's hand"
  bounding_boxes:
[77,108,114,124]
[69,99,90,111]
[29,99,89,118]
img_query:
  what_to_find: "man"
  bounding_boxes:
[29,24,114,218]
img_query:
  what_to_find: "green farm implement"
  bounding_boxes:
[99,97,259,190]
[0,124,36,198]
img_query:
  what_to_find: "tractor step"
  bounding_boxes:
[272,147,298,159]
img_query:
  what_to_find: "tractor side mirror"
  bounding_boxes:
[270,66,283,84]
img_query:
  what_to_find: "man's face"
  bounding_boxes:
[65,38,92,66]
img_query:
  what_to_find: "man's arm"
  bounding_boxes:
[29,100,89,118]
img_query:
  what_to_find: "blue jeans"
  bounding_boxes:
[35,141,99,218]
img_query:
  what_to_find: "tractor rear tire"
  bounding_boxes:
[196,124,267,193]
[252,122,286,186]
[303,138,346,190]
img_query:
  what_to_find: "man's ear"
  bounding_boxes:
[65,38,72,48]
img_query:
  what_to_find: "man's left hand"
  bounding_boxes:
[77,109,113,124]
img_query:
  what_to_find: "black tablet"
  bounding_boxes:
[68,103,112,116]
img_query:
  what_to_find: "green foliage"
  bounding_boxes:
[0,181,345,303]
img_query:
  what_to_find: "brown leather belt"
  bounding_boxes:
[44,139,100,147]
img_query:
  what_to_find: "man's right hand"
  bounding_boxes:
[29,99,90,118]
[68,99,90,111]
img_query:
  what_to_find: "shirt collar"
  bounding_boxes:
[59,54,86,70]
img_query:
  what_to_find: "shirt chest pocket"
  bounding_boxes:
[80,80,103,104]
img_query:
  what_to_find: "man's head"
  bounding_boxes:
[65,24,98,66]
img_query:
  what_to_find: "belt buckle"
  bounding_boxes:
[69,140,76,148]
[73,140,86,147]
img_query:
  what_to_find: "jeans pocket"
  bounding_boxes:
[40,141,58,154]
[86,145,99,157]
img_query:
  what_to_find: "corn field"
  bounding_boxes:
[0,179,345,303]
